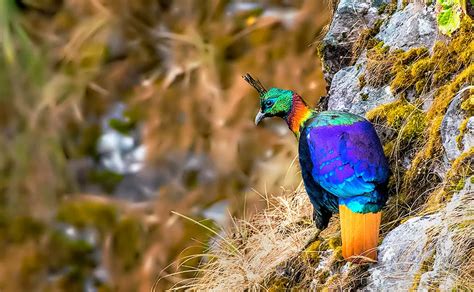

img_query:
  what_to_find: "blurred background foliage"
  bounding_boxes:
[0,0,329,290]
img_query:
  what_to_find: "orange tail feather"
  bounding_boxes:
[339,205,381,263]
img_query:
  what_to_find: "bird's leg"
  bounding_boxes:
[312,205,332,230]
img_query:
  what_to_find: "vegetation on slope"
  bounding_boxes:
[184,11,473,292]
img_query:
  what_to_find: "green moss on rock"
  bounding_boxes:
[404,60,472,193]
[302,240,321,265]
[88,170,124,193]
[7,216,45,243]
[365,17,472,98]
[56,200,118,234]
[358,74,366,89]
[432,17,473,84]
[424,147,473,212]
[389,48,430,95]
[0,212,45,244]
[446,148,474,190]
[364,18,472,228]
[378,1,398,15]
[367,99,426,143]
[456,117,469,150]
[47,230,96,270]
[19,249,44,287]
[365,43,432,92]
[397,19,473,212]
[428,64,474,121]
[351,19,385,63]
[460,89,474,116]
[365,42,393,87]
[108,118,136,134]
[411,251,436,290]
[111,216,146,271]
[328,236,342,250]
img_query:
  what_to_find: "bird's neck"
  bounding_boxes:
[286,93,313,138]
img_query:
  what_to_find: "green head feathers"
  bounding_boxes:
[243,74,293,124]
[259,88,293,118]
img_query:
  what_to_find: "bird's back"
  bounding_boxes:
[300,110,390,261]
[299,111,390,212]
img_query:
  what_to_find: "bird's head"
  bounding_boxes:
[243,74,294,125]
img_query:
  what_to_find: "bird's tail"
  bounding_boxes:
[339,205,381,263]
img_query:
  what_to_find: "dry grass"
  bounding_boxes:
[167,186,403,291]
[165,185,317,291]
[170,178,473,291]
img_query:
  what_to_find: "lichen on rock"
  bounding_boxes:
[327,60,396,115]
[375,3,438,50]
[441,86,474,161]
[367,179,473,291]
[319,0,391,84]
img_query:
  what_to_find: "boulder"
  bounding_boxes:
[375,3,438,51]
[327,61,396,115]
[441,87,474,162]
[320,0,389,83]
[366,180,473,291]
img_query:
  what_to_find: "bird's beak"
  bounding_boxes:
[255,110,266,125]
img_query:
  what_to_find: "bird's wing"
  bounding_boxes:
[305,120,389,199]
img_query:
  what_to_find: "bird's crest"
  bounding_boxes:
[243,73,267,97]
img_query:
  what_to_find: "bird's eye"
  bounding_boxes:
[264,100,274,107]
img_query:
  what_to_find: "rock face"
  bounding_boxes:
[320,0,389,83]
[324,2,439,116]
[321,0,473,290]
[366,180,473,291]
[375,3,438,50]
[327,60,396,115]
[321,0,438,88]
[366,215,440,291]
[441,86,474,161]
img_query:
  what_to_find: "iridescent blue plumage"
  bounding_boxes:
[245,77,391,259]
[299,111,390,229]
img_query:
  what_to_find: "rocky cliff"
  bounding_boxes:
[189,0,473,290]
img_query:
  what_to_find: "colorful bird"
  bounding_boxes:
[244,74,390,262]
